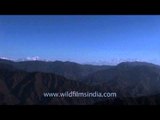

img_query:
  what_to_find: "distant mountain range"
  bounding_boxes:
[84,61,160,97]
[0,58,112,80]
[1,58,160,105]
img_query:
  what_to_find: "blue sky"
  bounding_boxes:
[0,15,160,65]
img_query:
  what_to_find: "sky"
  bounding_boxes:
[0,15,160,65]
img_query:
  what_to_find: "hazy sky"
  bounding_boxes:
[0,15,160,65]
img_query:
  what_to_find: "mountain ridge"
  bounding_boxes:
[0,58,112,80]
[0,69,106,105]
[1,58,160,104]
[85,62,160,97]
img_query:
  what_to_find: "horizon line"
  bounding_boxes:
[0,56,160,66]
